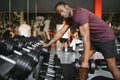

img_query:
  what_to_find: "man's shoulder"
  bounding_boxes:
[74,7,89,12]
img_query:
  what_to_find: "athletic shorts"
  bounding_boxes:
[60,38,68,43]
[91,39,117,58]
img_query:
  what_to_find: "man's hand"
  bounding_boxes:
[41,42,50,47]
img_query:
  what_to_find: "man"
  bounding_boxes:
[42,1,120,80]
[19,20,31,37]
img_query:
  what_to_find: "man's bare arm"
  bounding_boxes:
[79,23,90,63]
[42,24,69,47]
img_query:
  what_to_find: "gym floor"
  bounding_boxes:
[50,46,114,80]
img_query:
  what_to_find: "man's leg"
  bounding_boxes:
[79,50,96,80]
[106,58,120,80]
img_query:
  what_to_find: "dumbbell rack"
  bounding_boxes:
[39,53,63,80]
[0,36,48,80]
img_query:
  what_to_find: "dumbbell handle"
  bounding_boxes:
[27,46,34,50]
[14,50,22,55]
[43,63,61,69]
[14,48,34,56]
[32,45,36,48]
[22,48,30,52]
[31,43,41,48]
[0,55,16,64]
[13,47,32,56]
[32,44,38,48]
[26,45,49,53]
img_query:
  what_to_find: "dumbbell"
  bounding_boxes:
[14,49,40,64]
[39,63,55,80]
[0,38,19,54]
[13,37,50,57]
[72,59,80,73]
[54,56,63,80]
[0,39,41,63]
[39,53,55,80]
[72,58,96,74]
[43,63,61,69]
[13,36,43,50]
[42,53,61,70]
[20,40,50,58]
[32,56,44,80]
[0,54,37,80]
[39,67,62,80]
[40,53,63,80]
[32,51,51,80]
[15,37,51,57]
[27,45,49,55]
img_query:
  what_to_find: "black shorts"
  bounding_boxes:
[60,38,68,43]
[91,39,117,58]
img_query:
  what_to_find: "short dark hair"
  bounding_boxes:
[55,1,67,10]
[6,25,12,28]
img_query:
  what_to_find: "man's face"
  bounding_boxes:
[56,5,71,18]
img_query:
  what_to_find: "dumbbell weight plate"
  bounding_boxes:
[72,59,80,73]
[9,54,36,80]
[89,59,96,74]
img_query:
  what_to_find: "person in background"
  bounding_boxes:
[69,28,83,51]
[13,22,19,36]
[18,20,31,37]
[42,1,120,80]
[57,19,70,52]
[2,25,14,39]
[44,16,52,40]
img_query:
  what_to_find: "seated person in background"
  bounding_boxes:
[69,29,83,51]
[2,25,14,39]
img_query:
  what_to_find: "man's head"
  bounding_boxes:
[6,25,12,30]
[22,20,27,24]
[55,1,73,18]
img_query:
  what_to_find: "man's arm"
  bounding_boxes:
[42,24,69,47]
[79,23,90,67]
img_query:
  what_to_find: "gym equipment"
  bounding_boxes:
[0,54,37,80]
[43,63,61,69]
[72,58,96,74]
[72,59,80,73]
[42,53,61,70]
[89,59,96,74]
[0,40,40,63]
[39,53,63,80]
[0,37,50,63]
[0,42,7,55]
[15,49,40,63]
[72,57,120,74]
[0,36,64,80]
[54,55,63,80]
